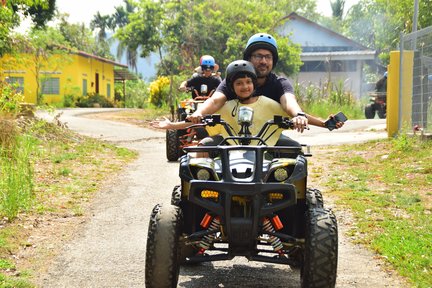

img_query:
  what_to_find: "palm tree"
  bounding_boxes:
[111,1,139,73]
[330,0,345,20]
[90,12,112,43]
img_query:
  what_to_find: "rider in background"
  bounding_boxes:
[179,55,221,99]
[375,71,387,93]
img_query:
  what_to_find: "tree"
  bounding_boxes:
[343,0,432,66]
[114,0,312,77]
[110,0,138,72]
[330,0,345,20]
[57,14,113,59]
[0,0,56,56]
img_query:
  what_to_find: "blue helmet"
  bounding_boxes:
[200,55,215,70]
[243,33,278,66]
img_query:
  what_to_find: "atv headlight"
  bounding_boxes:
[196,168,211,180]
[201,190,219,199]
[274,168,289,182]
[268,192,284,202]
[238,106,254,124]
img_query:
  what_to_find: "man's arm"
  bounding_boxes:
[187,91,227,123]
[280,92,308,132]
[280,93,344,130]
[178,80,188,92]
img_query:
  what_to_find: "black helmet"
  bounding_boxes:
[225,60,257,89]
[243,33,278,67]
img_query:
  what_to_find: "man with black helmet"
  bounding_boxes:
[187,33,343,132]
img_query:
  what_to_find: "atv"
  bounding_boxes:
[166,93,209,161]
[365,91,386,119]
[147,108,338,288]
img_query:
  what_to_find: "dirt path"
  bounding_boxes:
[35,109,408,287]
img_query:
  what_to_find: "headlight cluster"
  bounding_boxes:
[273,168,289,182]
[201,189,219,201]
[196,168,211,180]
[268,192,284,203]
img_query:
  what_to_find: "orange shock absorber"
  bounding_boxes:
[200,213,213,229]
[262,217,283,253]
[271,215,284,231]
[197,216,221,254]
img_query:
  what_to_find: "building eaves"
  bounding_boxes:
[301,50,376,61]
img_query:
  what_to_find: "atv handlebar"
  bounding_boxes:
[186,114,297,145]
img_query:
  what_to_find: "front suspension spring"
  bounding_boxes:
[197,216,220,252]
[262,217,283,252]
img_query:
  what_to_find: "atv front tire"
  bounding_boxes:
[306,188,324,209]
[166,129,180,161]
[301,208,338,288]
[145,204,182,288]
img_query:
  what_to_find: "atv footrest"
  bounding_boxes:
[186,253,234,263]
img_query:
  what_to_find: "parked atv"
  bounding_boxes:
[365,92,386,119]
[165,90,210,161]
[147,108,339,287]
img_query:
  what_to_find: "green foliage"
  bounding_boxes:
[294,80,363,119]
[75,93,114,108]
[119,80,149,108]
[113,0,315,76]
[1,0,56,56]
[326,138,432,287]
[0,81,24,116]
[0,120,36,221]
[148,76,170,107]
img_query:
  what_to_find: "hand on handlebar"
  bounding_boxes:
[186,112,203,124]
[291,115,309,133]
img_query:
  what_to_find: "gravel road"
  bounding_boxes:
[36,109,407,288]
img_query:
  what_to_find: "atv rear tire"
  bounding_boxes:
[166,129,180,161]
[306,188,324,209]
[377,107,386,119]
[301,208,338,288]
[145,204,182,288]
[365,104,375,119]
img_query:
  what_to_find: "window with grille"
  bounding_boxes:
[42,78,60,94]
[107,83,111,97]
[82,79,87,96]
[5,77,24,94]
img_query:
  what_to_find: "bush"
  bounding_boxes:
[75,93,114,108]
[0,81,23,116]
[148,76,170,107]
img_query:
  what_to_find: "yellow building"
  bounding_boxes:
[0,50,129,105]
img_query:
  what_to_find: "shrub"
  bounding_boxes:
[75,93,114,108]
[0,81,23,116]
[148,76,170,107]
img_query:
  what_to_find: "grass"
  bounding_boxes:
[324,135,432,287]
[0,116,138,286]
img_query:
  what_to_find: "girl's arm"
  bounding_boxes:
[150,117,192,130]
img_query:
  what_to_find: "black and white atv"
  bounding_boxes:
[147,107,338,288]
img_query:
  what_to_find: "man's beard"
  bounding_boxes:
[256,65,270,78]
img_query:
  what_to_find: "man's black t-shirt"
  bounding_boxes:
[216,72,294,102]
[186,76,221,98]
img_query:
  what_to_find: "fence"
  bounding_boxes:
[401,26,432,135]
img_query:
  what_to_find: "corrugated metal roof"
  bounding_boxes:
[301,50,376,60]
